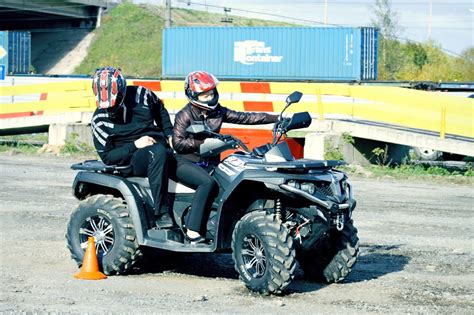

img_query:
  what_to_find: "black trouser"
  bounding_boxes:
[170,155,218,233]
[129,144,170,216]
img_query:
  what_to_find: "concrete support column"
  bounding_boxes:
[304,132,327,160]
[48,123,92,146]
[303,131,373,165]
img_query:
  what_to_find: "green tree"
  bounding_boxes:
[454,48,474,81]
[397,42,428,80]
[370,0,404,80]
[371,0,398,39]
[416,42,462,81]
[404,42,428,70]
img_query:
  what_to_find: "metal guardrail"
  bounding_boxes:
[1,78,473,140]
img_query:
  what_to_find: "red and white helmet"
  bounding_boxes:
[92,66,127,109]
[184,71,219,110]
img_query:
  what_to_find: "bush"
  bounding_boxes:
[61,132,95,155]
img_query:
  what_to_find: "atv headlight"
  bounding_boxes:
[347,180,354,199]
[300,182,316,195]
[341,180,348,198]
[343,180,354,199]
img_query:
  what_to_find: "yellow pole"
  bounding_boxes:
[317,88,324,121]
[440,104,446,139]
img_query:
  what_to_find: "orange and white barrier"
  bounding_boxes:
[1,78,473,141]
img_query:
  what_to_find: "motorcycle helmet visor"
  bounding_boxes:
[197,90,215,102]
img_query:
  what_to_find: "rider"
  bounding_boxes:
[172,71,279,242]
[91,66,174,229]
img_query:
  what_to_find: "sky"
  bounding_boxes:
[132,0,473,56]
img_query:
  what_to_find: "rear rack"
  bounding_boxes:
[245,159,345,170]
[71,160,131,174]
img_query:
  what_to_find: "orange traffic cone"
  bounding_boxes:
[74,236,107,280]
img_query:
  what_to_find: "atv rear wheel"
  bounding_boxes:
[232,211,297,295]
[66,194,141,275]
[298,219,359,283]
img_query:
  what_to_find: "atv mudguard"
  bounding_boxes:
[72,171,150,245]
[212,169,287,248]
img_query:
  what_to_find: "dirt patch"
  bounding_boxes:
[0,154,473,313]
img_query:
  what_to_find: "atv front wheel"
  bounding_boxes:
[66,194,141,275]
[297,219,359,283]
[232,211,297,295]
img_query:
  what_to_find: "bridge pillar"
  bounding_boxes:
[303,132,374,165]
[48,123,93,147]
[303,133,327,160]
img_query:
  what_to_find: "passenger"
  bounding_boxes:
[172,71,279,243]
[91,66,174,229]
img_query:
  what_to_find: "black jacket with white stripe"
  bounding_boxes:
[91,86,173,166]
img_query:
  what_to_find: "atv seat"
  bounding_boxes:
[72,160,195,194]
[127,177,195,194]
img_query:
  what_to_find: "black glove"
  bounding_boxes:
[220,134,233,141]
[281,117,291,128]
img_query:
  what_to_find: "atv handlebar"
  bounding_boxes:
[272,117,292,145]
[189,91,307,158]
[215,133,250,153]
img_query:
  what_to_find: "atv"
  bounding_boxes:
[66,91,359,294]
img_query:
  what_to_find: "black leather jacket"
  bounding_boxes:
[92,86,173,166]
[172,103,278,162]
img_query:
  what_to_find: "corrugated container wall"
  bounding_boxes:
[162,27,378,81]
[0,31,8,73]
[8,31,31,74]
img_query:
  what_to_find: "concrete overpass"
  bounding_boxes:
[0,0,109,30]
[0,0,113,74]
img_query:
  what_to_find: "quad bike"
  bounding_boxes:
[66,91,359,294]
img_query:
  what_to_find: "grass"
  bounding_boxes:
[61,132,96,155]
[74,2,293,77]
[343,164,474,186]
[0,132,98,159]
[75,3,165,77]
[0,133,48,143]
[0,144,41,155]
[0,133,48,154]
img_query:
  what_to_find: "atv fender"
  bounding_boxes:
[72,171,149,245]
[214,171,285,248]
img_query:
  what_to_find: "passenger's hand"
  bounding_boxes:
[168,136,174,149]
[134,136,156,148]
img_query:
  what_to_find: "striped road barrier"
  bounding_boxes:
[1,78,473,139]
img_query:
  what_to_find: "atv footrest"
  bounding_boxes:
[148,228,184,243]
[146,228,214,252]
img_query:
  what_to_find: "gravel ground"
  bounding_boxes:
[0,153,473,314]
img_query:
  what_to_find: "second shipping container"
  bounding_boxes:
[0,30,31,74]
[163,27,378,81]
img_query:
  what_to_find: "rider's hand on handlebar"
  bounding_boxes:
[280,117,291,128]
[220,134,234,141]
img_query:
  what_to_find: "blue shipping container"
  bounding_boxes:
[8,31,31,74]
[0,31,8,74]
[163,27,378,81]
